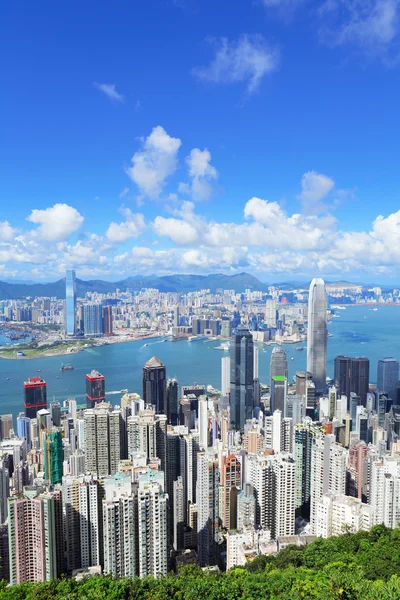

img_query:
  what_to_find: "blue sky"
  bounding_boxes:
[1,0,400,283]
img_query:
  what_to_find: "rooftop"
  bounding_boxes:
[144,356,164,368]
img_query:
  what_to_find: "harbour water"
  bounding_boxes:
[0,306,399,418]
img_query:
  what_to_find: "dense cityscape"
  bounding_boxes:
[0,272,399,586]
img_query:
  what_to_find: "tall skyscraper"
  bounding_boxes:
[197,450,220,567]
[334,355,351,399]
[270,346,288,414]
[230,326,254,430]
[221,454,241,530]
[44,430,63,485]
[142,357,167,414]
[137,475,168,577]
[294,421,316,518]
[23,377,47,419]
[265,298,277,328]
[221,356,230,396]
[65,269,77,337]
[334,356,370,407]
[307,278,327,395]
[86,370,105,408]
[377,358,399,401]
[127,409,167,477]
[166,378,179,425]
[84,403,122,477]
[0,458,10,524]
[83,303,103,337]
[102,305,113,335]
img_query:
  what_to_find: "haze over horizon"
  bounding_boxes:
[2,1,400,283]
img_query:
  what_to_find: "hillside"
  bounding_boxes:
[1,526,400,599]
[0,272,268,299]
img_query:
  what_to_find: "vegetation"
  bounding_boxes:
[0,339,91,359]
[2,526,400,599]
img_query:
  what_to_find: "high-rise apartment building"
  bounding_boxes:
[197,450,220,567]
[221,356,230,396]
[0,458,9,524]
[142,357,167,414]
[221,454,241,530]
[85,370,105,408]
[307,278,327,395]
[230,326,254,430]
[23,377,47,419]
[369,456,400,529]
[8,488,58,584]
[84,403,122,477]
[65,269,77,336]
[44,429,63,484]
[237,483,256,530]
[265,298,277,328]
[127,409,167,476]
[377,358,399,401]
[295,421,316,518]
[137,475,168,577]
[315,493,374,538]
[83,303,103,337]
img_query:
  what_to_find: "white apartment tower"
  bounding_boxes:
[84,403,122,477]
[137,476,168,577]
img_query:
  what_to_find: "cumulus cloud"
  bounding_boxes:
[126,126,181,199]
[106,209,146,243]
[298,171,335,214]
[179,148,218,202]
[193,34,279,94]
[0,221,17,241]
[27,203,84,242]
[93,82,125,102]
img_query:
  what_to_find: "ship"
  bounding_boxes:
[60,363,74,371]
[188,335,208,342]
[295,346,304,351]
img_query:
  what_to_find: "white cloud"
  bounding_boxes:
[180,148,218,202]
[126,126,181,199]
[318,0,400,55]
[153,216,199,245]
[106,209,146,243]
[27,203,84,242]
[93,82,125,102]
[298,171,335,214]
[0,221,17,241]
[193,34,279,94]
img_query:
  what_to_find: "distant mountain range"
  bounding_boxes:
[0,272,269,299]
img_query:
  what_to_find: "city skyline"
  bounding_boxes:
[2,3,400,283]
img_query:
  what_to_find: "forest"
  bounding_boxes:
[2,525,400,599]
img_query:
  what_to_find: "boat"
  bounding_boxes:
[291,357,294,360]
[372,308,378,311]
[120,389,128,393]
[37,369,41,372]
[295,346,304,351]
[143,343,148,347]
[60,363,74,371]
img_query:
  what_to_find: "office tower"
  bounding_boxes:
[166,378,179,425]
[198,396,208,450]
[310,434,347,533]
[86,370,105,408]
[295,421,316,518]
[173,305,180,327]
[307,278,327,395]
[265,298,277,328]
[221,454,241,529]
[173,476,185,551]
[23,377,47,419]
[0,523,9,582]
[230,326,254,430]
[83,303,103,337]
[137,476,168,577]
[237,483,256,530]
[0,458,10,524]
[287,394,304,426]
[377,358,399,400]
[8,488,58,584]
[84,403,122,477]
[103,483,136,577]
[350,357,370,407]
[49,401,61,427]
[334,356,370,407]
[44,429,63,484]
[315,494,374,538]
[270,376,287,416]
[295,371,313,398]
[221,319,232,338]
[0,414,13,440]
[142,357,167,414]
[65,269,77,336]
[221,356,230,396]
[102,305,113,335]
[62,475,102,573]
[16,414,31,446]
[197,450,220,567]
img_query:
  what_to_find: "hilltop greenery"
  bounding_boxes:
[2,525,400,599]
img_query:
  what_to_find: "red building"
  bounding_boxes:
[23,377,47,419]
[86,370,105,408]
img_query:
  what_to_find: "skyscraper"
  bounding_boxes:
[83,303,103,337]
[265,298,277,328]
[86,370,105,408]
[307,278,327,395]
[142,357,167,414]
[137,475,168,577]
[334,355,351,399]
[334,356,370,407]
[84,403,122,477]
[197,450,220,567]
[221,356,230,396]
[230,326,254,430]
[65,269,77,337]
[377,358,399,401]
[44,430,63,485]
[23,377,47,419]
[270,347,288,414]
[102,305,113,335]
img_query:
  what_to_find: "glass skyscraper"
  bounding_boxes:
[307,278,327,395]
[65,269,77,336]
[270,346,288,414]
[377,358,399,401]
[230,326,254,430]
[83,303,103,337]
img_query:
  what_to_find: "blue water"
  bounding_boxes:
[0,306,399,418]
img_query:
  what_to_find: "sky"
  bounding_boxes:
[1,0,400,284]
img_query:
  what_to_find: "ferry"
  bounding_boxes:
[60,363,74,371]
[143,343,148,347]
[295,346,304,351]
[120,389,128,393]
[188,335,208,342]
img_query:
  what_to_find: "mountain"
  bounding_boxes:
[0,272,268,299]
